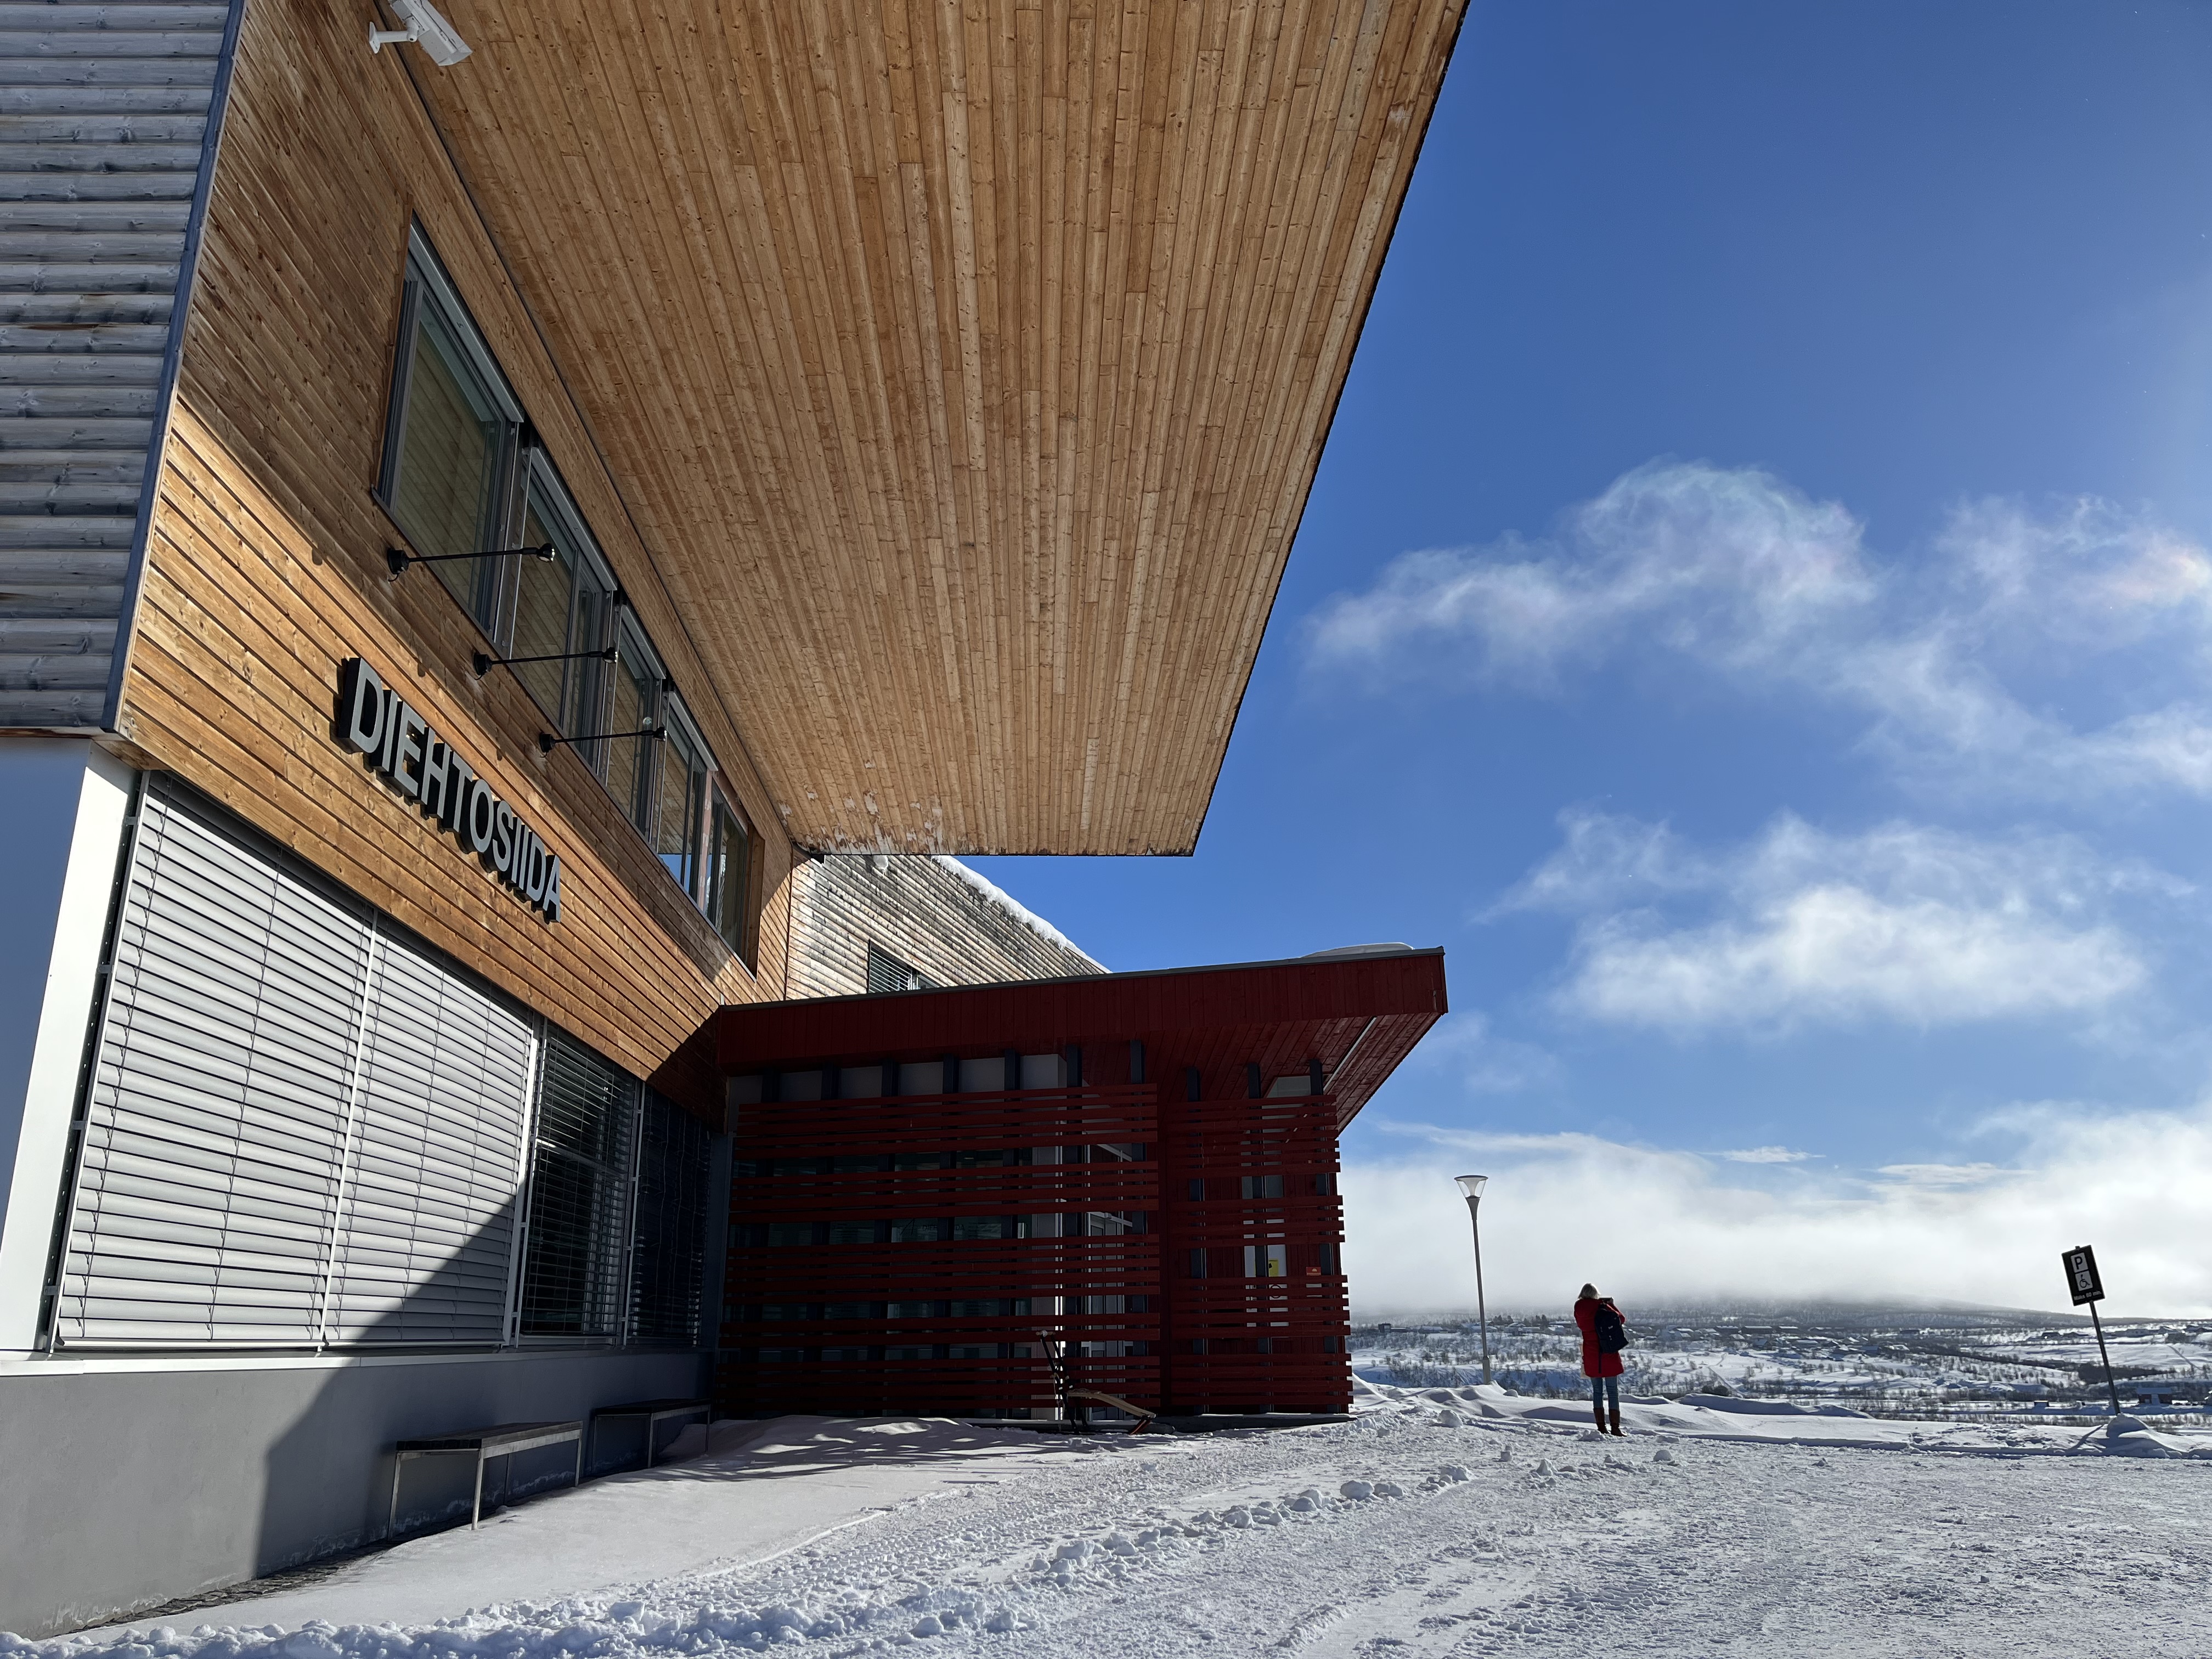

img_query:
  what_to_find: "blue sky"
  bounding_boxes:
[969,2,2212,1316]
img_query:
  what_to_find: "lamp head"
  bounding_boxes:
[1455,1174,1488,1200]
[391,0,472,65]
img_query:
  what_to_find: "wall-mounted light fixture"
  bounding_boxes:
[370,0,472,66]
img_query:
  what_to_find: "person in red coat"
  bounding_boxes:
[1575,1283,1627,1436]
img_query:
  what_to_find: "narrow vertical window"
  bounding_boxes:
[380,231,522,629]
[507,462,611,733]
[603,623,660,830]
[654,715,708,896]
[707,789,758,965]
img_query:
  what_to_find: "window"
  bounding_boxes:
[655,711,708,895]
[380,232,524,628]
[706,788,759,964]
[518,1031,639,1340]
[603,617,661,829]
[866,944,932,992]
[626,1090,709,1346]
[380,232,751,940]
[507,459,613,735]
[1241,1174,1284,1200]
[1245,1244,1289,1279]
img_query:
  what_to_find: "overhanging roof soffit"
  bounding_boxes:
[399,0,1464,854]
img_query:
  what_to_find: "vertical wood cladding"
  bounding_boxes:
[392,0,1466,855]
[110,0,796,1104]
[0,0,239,730]
[787,854,1103,1000]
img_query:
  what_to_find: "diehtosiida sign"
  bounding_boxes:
[337,657,563,921]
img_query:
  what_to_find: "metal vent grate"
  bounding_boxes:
[865,944,930,994]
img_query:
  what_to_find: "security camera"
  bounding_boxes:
[369,0,472,66]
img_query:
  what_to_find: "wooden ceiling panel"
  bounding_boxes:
[407,0,1463,853]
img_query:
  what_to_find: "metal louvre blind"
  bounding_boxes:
[518,1032,637,1340]
[53,779,540,1350]
[322,933,537,1344]
[627,1091,708,1346]
[55,785,373,1346]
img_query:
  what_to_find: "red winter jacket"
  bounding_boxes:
[1575,1296,1624,1379]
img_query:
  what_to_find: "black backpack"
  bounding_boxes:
[1593,1302,1630,1354]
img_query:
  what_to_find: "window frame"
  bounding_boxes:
[502,445,618,736]
[377,227,527,631]
[377,232,759,939]
[654,695,712,901]
[706,782,762,970]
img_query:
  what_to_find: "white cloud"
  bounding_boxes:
[1506,810,2162,1032]
[1308,461,1874,690]
[1343,1108,2212,1318]
[1308,460,2212,803]
[1718,1146,1814,1164]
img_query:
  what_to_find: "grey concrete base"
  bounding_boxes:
[0,1347,704,1639]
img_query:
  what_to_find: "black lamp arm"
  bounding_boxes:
[387,543,557,575]
[473,643,619,678]
[538,724,663,755]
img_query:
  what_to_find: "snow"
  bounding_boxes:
[21,1386,2212,1658]
[928,859,1099,967]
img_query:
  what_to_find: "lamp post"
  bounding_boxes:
[1455,1175,1492,1385]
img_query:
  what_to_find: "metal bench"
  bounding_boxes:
[588,1397,713,1469]
[388,1420,584,1533]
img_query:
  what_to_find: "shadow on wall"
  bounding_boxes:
[249,1202,708,1578]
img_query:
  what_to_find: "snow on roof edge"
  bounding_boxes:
[932,856,1104,971]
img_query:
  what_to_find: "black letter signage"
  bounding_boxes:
[338,657,563,922]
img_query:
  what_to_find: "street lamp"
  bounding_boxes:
[1455,1175,1492,1385]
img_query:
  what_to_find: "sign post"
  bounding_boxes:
[2061,1244,2124,1417]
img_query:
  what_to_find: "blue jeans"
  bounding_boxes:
[1591,1374,1618,1412]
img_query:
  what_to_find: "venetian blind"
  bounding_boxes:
[53,781,540,1348]
[517,1032,638,1340]
[53,784,371,1345]
[321,930,537,1343]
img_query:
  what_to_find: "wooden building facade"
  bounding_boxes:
[0,0,1460,1636]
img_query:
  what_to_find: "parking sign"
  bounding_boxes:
[2063,1244,2104,1307]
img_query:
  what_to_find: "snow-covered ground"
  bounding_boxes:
[16,1383,2212,1658]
